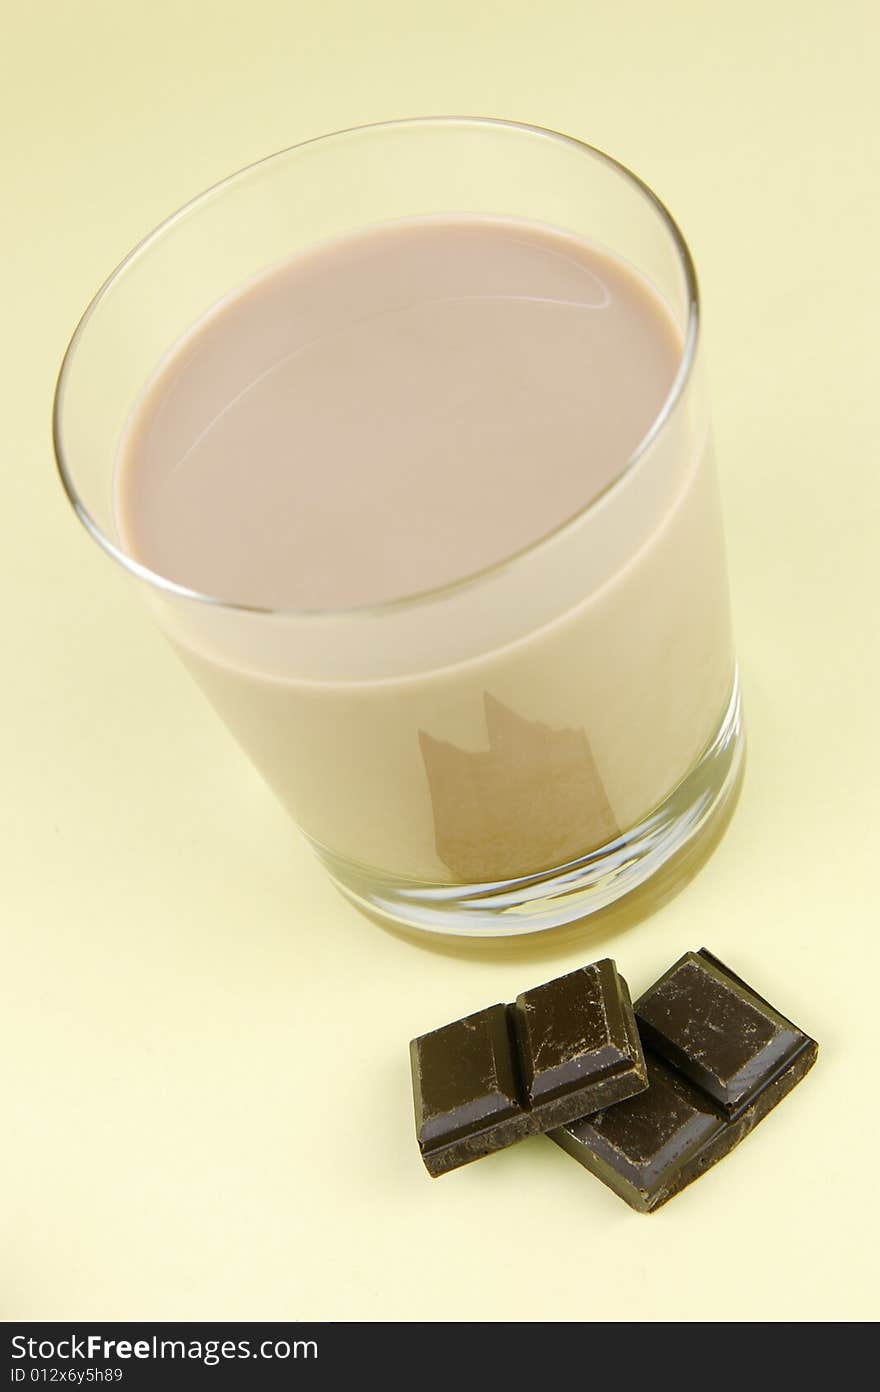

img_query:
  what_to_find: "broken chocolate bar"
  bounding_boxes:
[551,949,817,1212]
[410,959,648,1176]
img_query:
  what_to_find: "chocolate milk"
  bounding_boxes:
[117,217,734,883]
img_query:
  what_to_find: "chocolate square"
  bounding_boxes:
[554,1055,726,1212]
[635,949,809,1116]
[512,960,646,1113]
[410,1005,525,1174]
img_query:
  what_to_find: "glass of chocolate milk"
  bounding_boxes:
[54,118,743,935]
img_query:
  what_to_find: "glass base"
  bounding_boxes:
[318,674,744,938]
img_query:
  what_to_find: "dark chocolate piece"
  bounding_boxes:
[635,949,809,1116]
[551,949,818,1211]
[410,1004,526,1164]
[411,960,648,1176]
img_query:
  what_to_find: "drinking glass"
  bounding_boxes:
[54,117,743,936]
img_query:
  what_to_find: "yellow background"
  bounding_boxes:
[2,0,877,1322]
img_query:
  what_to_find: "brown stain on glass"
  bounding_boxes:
[419,694,619,882]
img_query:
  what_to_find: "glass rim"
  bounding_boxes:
[52,114,700,620]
